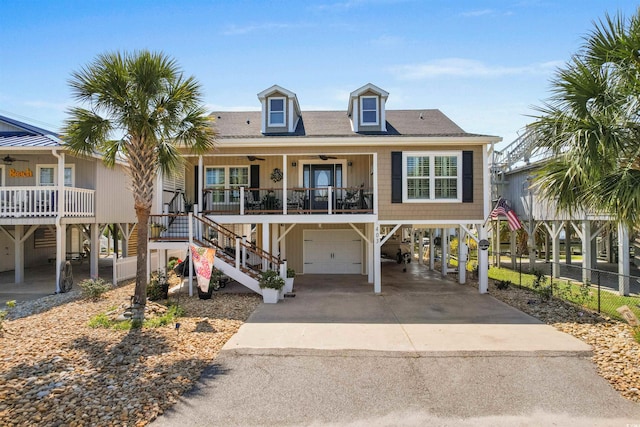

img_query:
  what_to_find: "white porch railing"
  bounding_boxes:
[0,186,95,218]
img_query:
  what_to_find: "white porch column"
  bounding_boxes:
[510,230,517,270]
[528,221,536,270]
[581,220,592,283]
[552,221,561,277]
[565,221,572,265]
[618,222,630,296]
[282,155,288,215]
[478,226,489,294]
[55,223,67,293]
[441,228,448,277]
[429,228,435,271]
[458,226,467,284]
[90,223,99,278]
[198,155,204,213]
[14,225,24,283]
[374,222,381,293]
[262,223,270,271]
[495,222,500,266]
[410,227,415,261]
[272,224,280,259]
[367,223,374,284]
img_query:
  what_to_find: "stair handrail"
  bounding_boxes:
[193,214,283,269]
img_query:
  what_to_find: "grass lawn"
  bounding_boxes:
[488,266,640,321]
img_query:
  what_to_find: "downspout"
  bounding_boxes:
[52,149,65,293]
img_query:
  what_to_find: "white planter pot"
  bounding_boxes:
[262,288,279,304]
[278,288,285,300]
[284,277,294,294]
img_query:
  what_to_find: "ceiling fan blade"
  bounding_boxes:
[2,155,28,164]
[247,156,265,161]
[318,155,338,160]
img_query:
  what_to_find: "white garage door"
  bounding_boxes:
[303,229,362,274]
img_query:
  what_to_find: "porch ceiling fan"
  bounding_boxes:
[2,155,28,165]
[247,155,265,161]
[318,155,337,161]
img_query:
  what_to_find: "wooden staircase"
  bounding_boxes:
[149,213,284,295]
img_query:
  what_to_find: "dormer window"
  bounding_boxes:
[268,97,286,127]
[361,96,379,126]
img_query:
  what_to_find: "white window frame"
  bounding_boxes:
[402,151,461,203]
[268,97,286,127]
[204,165,249,204]
[360,96,379,126]
[36,164,75,187]
[0,165,4,186]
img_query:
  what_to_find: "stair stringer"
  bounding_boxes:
[213,256,262,295]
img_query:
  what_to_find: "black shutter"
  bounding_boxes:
[391,151,402,203]
[250,164,260,199]
[462,150,473,203]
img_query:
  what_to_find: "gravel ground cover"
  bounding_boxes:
[1,275,639,426]
[487,281,640,403]
[0,281,260,427]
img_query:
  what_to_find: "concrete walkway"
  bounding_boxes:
[0,257,112,305]
[154,261,640,426]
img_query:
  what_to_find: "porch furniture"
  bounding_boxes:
[245,192,261,210]
[287,190,306,212]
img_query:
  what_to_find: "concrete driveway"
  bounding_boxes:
[153,261,640,426]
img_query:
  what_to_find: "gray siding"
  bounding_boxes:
[95,163,137,223]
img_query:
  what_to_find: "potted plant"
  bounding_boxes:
[197,268,223,300]
[258,270,284,303]
[284,267,295,294]
[149,222,166,238]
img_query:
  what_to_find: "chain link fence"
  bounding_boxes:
[482,251,640,321]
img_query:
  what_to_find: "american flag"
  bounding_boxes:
[490,198,522,231]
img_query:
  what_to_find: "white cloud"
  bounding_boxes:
[221,22,312,36]
[23,100,68,112]
[461,9,494,17]
[389,58,563,80]
[370,35,404,48]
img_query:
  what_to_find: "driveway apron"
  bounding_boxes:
[153,262,640,426]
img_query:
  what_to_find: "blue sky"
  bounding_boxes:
[1,0,638,147]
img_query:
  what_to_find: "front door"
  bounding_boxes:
[310,165,334,211]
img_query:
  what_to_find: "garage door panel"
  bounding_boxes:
[303,230,362,274]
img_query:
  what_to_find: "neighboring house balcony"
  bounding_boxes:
[0,186,95,220]
[200,186,373,216]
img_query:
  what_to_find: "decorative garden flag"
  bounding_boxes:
[190,244,216,292]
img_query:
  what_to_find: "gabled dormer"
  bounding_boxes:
[257,85,301,134]
[347,83,389,133]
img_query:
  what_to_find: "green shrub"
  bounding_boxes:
[0,300,16,335]
[167,257,180,271]
[287,267,296,278]
[147,270,168,301]
[495,280,511,290]
[88,313,111,328]
[634,327,640,344]
[79,277,112,301]
[258,270,285,290]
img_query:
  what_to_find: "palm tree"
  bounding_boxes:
[530,10,640,227]
[63,51,216,317]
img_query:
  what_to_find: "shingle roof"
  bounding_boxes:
[0,115,63,148]
[210,109,494,139]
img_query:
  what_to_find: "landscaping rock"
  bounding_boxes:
[0,282,260,426]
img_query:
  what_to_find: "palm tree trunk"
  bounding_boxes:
[132,205,150,320]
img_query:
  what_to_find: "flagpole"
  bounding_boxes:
[483,197,501,228]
